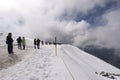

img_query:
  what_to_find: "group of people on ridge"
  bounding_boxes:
[6,33,26,54]
[34,38,40,49]
[6,33,58,54]
[17,36,26,50]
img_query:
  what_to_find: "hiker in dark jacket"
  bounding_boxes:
[34,38,37,49]
[17,36,22,49]
[6,33,14,54]
[37,38,40,49]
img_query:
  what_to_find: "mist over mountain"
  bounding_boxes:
[80,45,120,69]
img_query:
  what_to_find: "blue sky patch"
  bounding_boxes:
[59,0,119,27]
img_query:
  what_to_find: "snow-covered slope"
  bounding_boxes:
[59,45,120,80]
[0,44,120,80]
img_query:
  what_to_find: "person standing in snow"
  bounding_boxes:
[41,40,44,45]
[37,38,40,49]
[34,38,37,49]
[17,36,22,49]
[6,33,14,54]
[22,37,26,50]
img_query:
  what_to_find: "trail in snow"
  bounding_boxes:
[58,45,120,80]
[0,45,72,80]
[0,45,120,80]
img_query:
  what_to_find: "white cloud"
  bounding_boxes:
[89,10,120,49]
[0,0,120,52]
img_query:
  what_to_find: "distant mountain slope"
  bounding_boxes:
[82,45,120,69]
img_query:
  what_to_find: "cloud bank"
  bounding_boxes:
[0,0,120,53]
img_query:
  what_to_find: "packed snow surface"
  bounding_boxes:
[0,44,120,80]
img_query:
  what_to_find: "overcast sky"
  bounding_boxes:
[0,0,120,51]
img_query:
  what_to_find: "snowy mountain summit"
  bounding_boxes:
[0,44,120,80]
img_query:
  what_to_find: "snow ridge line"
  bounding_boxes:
[60,57,75,80]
